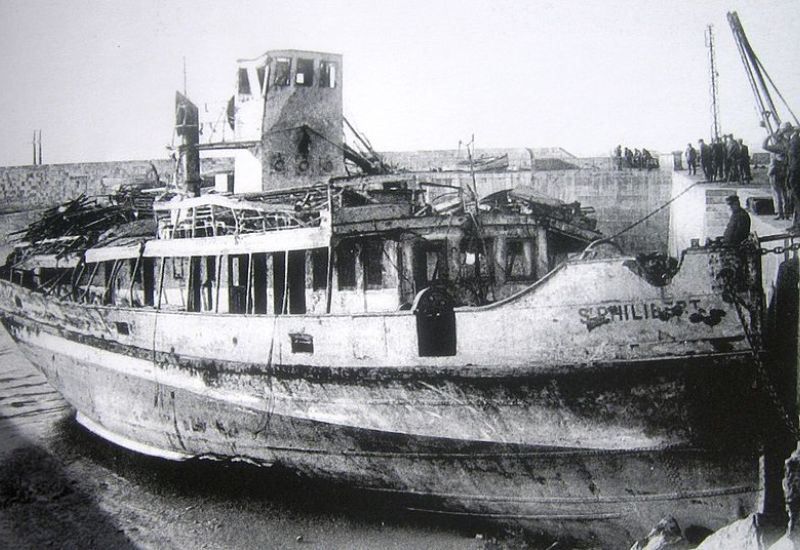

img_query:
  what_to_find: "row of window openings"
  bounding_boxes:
[81,243,387,314]
[238,58,336,95]
[31,239,535,312]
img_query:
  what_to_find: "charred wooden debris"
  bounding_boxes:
[3,177,601,307]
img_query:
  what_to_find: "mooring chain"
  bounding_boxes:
[718,264,800,440]
[759,241,800,256]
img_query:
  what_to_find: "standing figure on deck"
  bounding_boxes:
[722,195,751,245]
[788,129,800,229]
[769,154,788,220]
[685,143,697,175]
[726,135,741,183]
[624,147,633,169]
[699,139,712,181]
[765,123,796,223]
[614,145,622,170]
[738,139,752,183]
[712,138,725,182]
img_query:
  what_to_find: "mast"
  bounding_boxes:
[727,11,799,135]
[705,25,721,141]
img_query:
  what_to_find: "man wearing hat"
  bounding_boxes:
[722,195,751,245]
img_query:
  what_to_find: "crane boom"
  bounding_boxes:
[727,11,798,136]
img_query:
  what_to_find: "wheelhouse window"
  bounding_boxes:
[237,68,251,95]
[362,239,384,289]
[228,254,249,314]
[319,61,337,88]
[274,58,291,86]
[506,239,534,281]
[312,248,328,290]
[336,240,357,290]
[413,240,447,290]
[295,58,314,86]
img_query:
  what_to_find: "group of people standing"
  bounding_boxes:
[685,135,751,183]
[765,122,800,225]
[613,145,658,170]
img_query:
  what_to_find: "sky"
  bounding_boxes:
[0,0,798,166]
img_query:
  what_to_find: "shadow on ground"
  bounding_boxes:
[0,437,139,549]
[47,415,549,549]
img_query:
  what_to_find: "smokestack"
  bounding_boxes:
[38,130,42,165]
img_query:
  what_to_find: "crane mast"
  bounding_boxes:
[705,25,721,141]
[726,11,798,136]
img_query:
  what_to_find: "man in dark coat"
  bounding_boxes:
[726,135,741,183]
[685,143,697,175]
[788,129,800,229]
[699,139,712,181]
[722,195,750,245]
[712,138,725,182]
[738,139,752,182]
[624,147,633,168]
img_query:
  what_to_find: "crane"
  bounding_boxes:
[726,11,798,137]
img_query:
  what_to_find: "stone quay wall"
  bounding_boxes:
[0,158,234,213]
[415,167,673,254]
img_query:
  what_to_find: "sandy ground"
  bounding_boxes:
[0,326,559,550]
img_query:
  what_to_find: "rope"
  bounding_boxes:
[608,181,700,241]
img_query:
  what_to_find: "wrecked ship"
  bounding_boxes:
[0,49,770,545]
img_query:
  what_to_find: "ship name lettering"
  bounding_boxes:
[578,299,705,326]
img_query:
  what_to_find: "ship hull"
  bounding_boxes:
[1,308,763,546]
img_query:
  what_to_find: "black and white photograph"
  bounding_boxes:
[1,1,799,548]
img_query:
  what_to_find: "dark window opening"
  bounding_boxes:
[228,254,249,314]
[202,256,216,311]
[319,61,336,88]
[290,333,314,354]
[143,257,155,306]
[295,58,314,86]
[413,240,446,291]
[462,239,494,283]
[238,68,251,95]
[312,248,329,290]
[256,66,266,93]
[274,58,291,86]
[103,260,116,305]
[273,251,307,314]
[336,240,358,290]
[362,239,384,289]
[251,253,268,314]
[506,239,534,281]
[188,256,203,312]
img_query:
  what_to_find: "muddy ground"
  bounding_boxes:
[0,327,560,550]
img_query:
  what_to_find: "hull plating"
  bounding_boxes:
[2,310,763,545]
